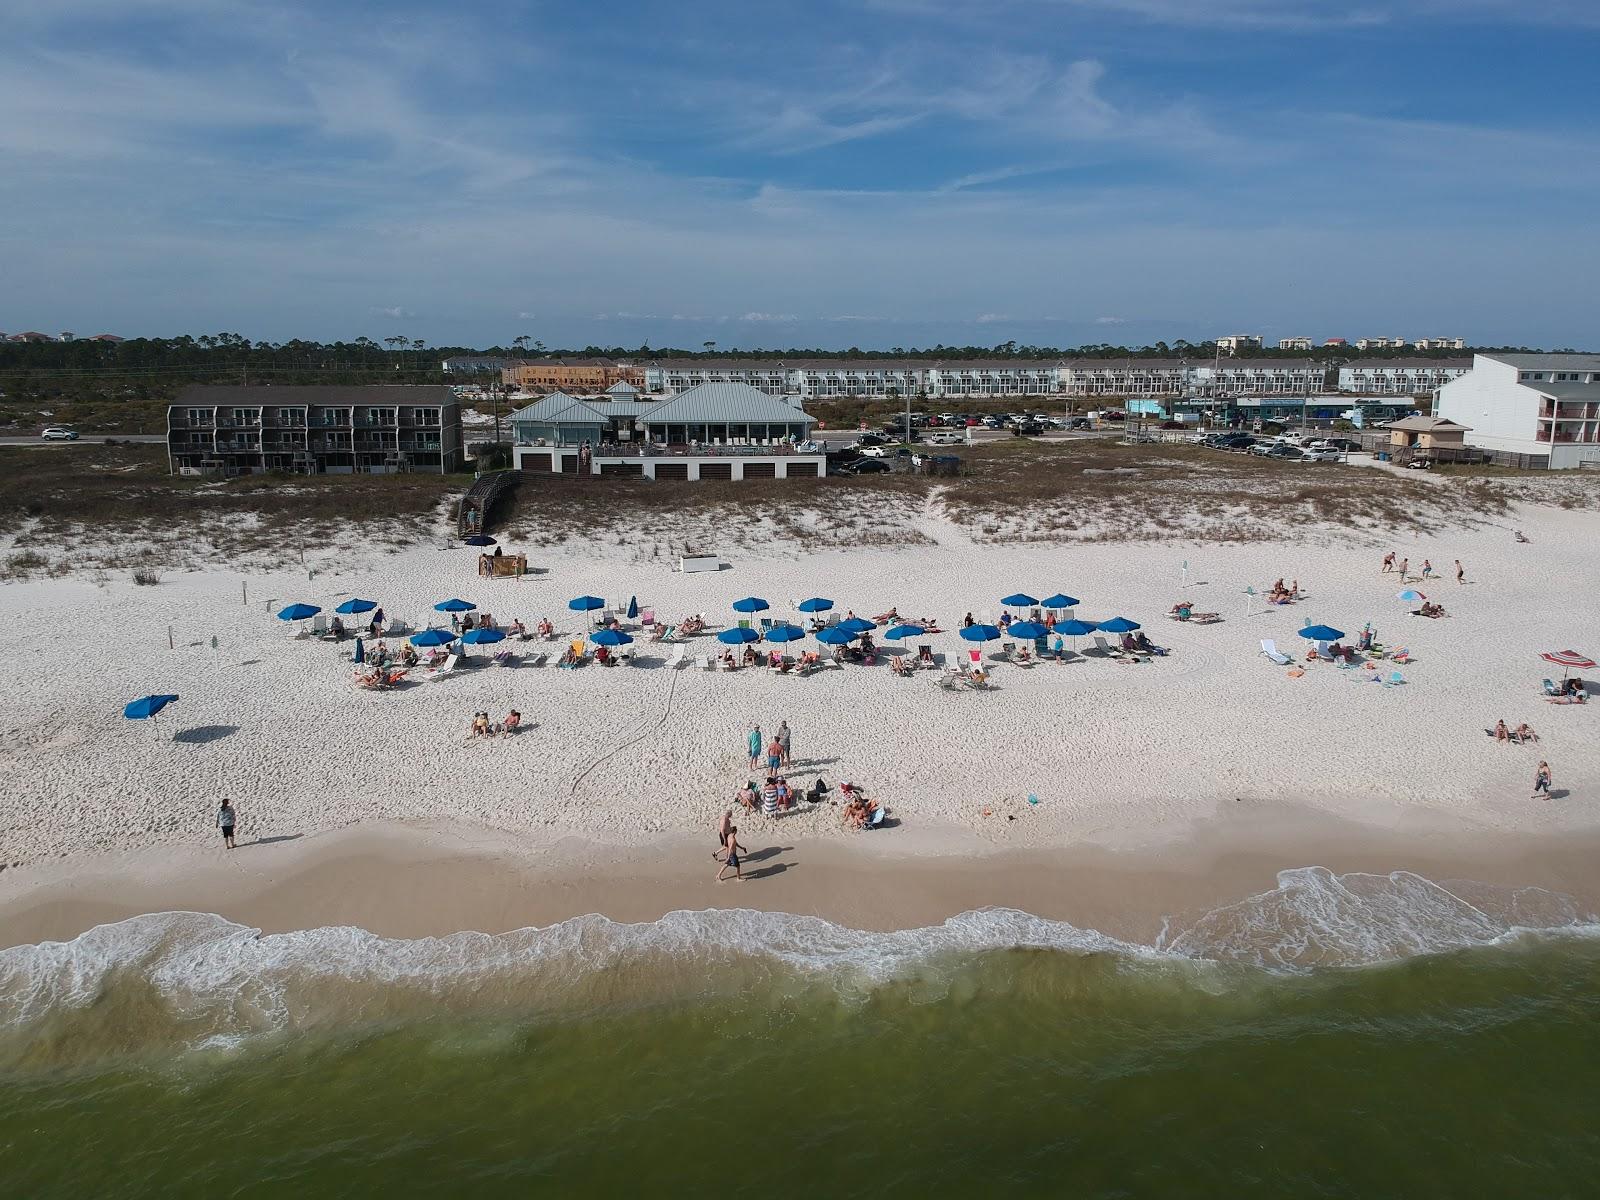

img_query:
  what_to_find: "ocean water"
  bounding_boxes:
[2,867,1599,1198]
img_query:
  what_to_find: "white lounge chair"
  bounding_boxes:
[427,653,460,680]
[311,613,330,638]
[528,651,548,668]
[701,653,716,670]
[667,645,687,669]
[1260,639,1292,666]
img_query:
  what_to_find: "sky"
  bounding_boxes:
[2,0,1597,351]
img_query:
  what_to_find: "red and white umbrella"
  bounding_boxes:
[1540,650,1595,679]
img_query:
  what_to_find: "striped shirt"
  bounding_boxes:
[761,786,779,816]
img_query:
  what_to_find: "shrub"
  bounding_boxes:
[133,568,161,586]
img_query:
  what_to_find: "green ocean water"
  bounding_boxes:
[3,878,1599,1197]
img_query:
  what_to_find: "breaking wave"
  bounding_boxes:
[1,867,1595,1066]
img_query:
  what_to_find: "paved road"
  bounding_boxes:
[0,434,165,446]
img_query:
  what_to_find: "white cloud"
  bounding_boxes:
[1095,316,1127,325]
[371,306,415,319]
[975,313,1011,324]
[739,312,799,322]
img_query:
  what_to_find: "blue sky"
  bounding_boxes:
[3,0,1597,350]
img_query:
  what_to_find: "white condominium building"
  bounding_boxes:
[1413,338,1466,351]
[1336,359,1471,395]
[1277,337,1314,351]
[1435,353,1600,470]
[1062,359,1327,397]
[1356,337,1408,350]
[642,360,1061,399]
[1216,334,1264,354]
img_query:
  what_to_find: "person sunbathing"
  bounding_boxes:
[737,782,758,810]
[510,619,527,638]
[872,606,899,623]
[559,646,578,667]
[842,798,867,829]
[470,712,491,738]
[742,646,758,667]
[775,778,793,810]
[800,650,820,671]
[892,654,913,676]
[1133,632,1158,655]
[1494,719,1511,742]
[595,646,612,666]
[502,710,523,735]
[1514,723,1539,743]
[721,649,737,670]
[400,644,418,667]
[1171,601,1194,620]
[537,618,555,638]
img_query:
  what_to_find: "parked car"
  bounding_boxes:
[1222,436,1257,452]
[926,431,965,445]
[1069,417,1092,430]
[857,444,890,457]
[1247,442,1276,456]
[1013,421,1046,436]
[1265,445,1305,461]
[855,432,888,446]
[40,426,79,441]
[840,458,892,475]
[1303,448,1342,463]
[1405,457,1432,470]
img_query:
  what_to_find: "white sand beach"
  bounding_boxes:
[0,491,1596,910]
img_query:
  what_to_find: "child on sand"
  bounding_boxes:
[1532,762,1553,799]
[216,799,237,850]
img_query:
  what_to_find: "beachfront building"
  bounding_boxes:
[1413,338,1466,351]
[511,381,825,480]
[441,355,514,375]
[1383,415,1471,461]
[166,385,462,476]
[1277,337,1314,351]
[1336,359,1471,396]
[1356,337,1407,351]
[502,359,644,393]
[640,359,1062,399]
[1435,352,1600,470]
[1060,358,1328,400]
[1216,334,1263,354]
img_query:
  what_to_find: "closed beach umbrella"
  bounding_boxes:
[464,534,496,547]
[883,625,924,641]
[591,628,633,646]
[816,626,857,646]
[1009,620,1049,640]
[717,627,762,645]
[959,624,1002,642]
[797,598,833,613]
[435,598,477,613]
[1396,589,1427,604]
[840,616,876,634]
[1001,593,1039,608]
[732,596,770,614]
[410,628,456,647]
[461,628,505,645]
[1041,593,1079,610]
[353,637,365,665]
[765,624,806,643]
[568,595,605,612]
[1297,624,1344,642]
[277,603,321,621]
[626,595,639,620]
[124,694,179,720]
[1097,617,1142,634]
[335,598,377,615]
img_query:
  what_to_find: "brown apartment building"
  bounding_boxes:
[501,359,644,393]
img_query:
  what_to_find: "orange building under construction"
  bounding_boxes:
[501,359,644,393]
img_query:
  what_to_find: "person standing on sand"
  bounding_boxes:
[216,799,237,850]
[766,736,783,775]
[716,826,746,882]
[1397,557,1409,582]
[747,724,763,771]
[714,809,733,859]
[1533,762,1553,799]
[777,720,791,766]
[1456,559,1466,584]
[1382,551,1395,573]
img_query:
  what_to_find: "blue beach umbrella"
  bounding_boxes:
[626,595,639,620]
[797,598,833,613]
[717,627,762,645]
[124,694,179,720]
[1055,619,1097,636]
[840,616,876,634]
[816,626,857,646]
[732,596,770,614]
[1009,621,1049,640]
[959,624,1002,642]
[1041,593,1079,610]
[277,603,321,621]
[1298,624,1345,642]
[353,637,365,665]
[1396,589,1427,604]
[435,598,477,613]
[461,627,506,645]
[1097,617,1142,634]
[591,628,633,646]
[568,595,605,612]
[1001,593,1039,608]
[765,624,807,643]
[410,628,457,647]
[883,625,924,641]
[464,534,496,547]
[335,598,377,615]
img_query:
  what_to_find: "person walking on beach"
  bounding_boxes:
[1382,551,1395,573]
[777,720,791,766]
[1397,557,1409,582]
[715,809,733,859]
[1455,558,1466,584]
[216,799,237,850]
[715,826,746,882]
[1533,761,1553,800]
[1421,559,1433,579]
[747,725,763,771]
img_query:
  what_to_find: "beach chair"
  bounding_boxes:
[1001,641,1016,662]
[917,644,936,669]
[1260,639,1292,666]
[701,653,716,670]
[667,645,687,669]
[599,608,616,627]
[759,617,773,632]
[1092,635,1128,661]
[528,651,548,668]
[639,607,655,627]
[1383,670,1405,687]
[492,647,517,668]
[311,613,330,638]
[938,667,962,691]
[426,653,459,680]
[618,646,635,666]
